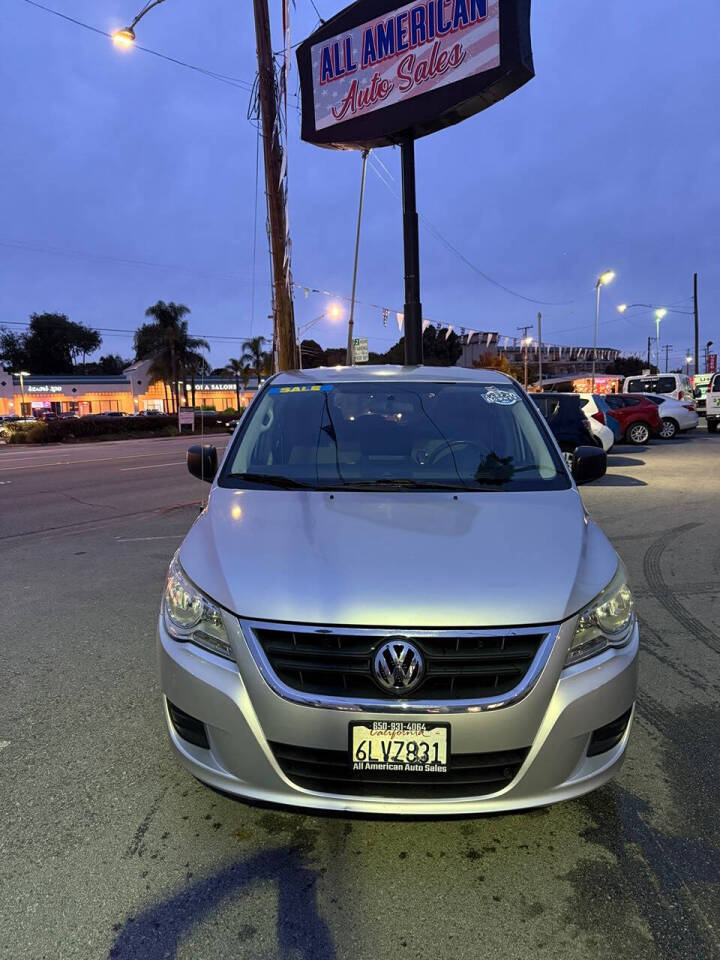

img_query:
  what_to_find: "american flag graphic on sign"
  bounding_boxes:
[312,0,500,131]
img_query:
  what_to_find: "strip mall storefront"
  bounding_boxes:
[0,363,255,417]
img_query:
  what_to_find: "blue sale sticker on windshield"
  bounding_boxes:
[268,384,333,395]
[481,387,518,405]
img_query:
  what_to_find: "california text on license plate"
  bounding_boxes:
[349,721,450,774]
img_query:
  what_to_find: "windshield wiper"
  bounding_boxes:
[225,472,313,489]
[338,478,468,491]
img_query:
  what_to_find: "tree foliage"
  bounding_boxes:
[0,313,101,374]
[605,355,657,376]
[241,336,270,382]
[134,301,209,412]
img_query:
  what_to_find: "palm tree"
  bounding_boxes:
[181,342,211,409]
[134,302,208,412]
[241,336,269,387]
[225,357,252,411]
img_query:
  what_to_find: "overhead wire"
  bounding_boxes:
[368,154,574,308]
[21,0,255,91]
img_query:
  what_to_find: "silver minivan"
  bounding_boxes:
[158,366,638,815]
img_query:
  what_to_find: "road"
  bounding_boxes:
[1,431,718,960]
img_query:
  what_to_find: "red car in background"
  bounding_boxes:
[603,394,662,445]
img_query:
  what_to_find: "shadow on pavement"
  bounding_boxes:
[607,455,646,468]
[108,848,334,960]
[593,474,648,487]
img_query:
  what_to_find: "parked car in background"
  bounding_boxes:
[578,394,623,445]
[35,410,58,422]
[0,417,35,438]
[705,373,720,433]
[636,394,698,439]
[624,373,693,403]
[691,373,713,417]
[532,393,599,454]
[603,395,662,445]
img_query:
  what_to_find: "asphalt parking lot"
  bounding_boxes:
[1,430,718,960]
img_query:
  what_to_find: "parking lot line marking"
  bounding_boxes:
[120,462,185,471]
[115,535,184,542]
[0,452,189,472]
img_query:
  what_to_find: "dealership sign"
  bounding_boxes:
[297,0,533,148]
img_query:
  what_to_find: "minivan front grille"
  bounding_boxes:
[251,627,547,703]
[269,741,530,799]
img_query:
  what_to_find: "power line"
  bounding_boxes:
[368,154,573,308]
[0,319,253,343]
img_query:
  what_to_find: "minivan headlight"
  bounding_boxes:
[163,556,233,661]
[565,565,635,666]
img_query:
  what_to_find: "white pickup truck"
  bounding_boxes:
[705,373,720,433]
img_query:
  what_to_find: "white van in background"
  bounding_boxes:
[705,373,720,434]
[624,373,693,402]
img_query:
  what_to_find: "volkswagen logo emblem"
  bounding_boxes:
[372,639,424,695]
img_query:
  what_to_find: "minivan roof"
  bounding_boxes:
[270,365,515,386]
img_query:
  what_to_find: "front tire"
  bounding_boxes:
[708,419,719,434]
[659,418,678,440]
[626,421,651,445]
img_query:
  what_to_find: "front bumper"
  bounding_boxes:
[158,615,639,815]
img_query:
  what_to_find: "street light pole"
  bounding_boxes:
[654,308,666,371]
[346,149,370,366]
[592,270,615,392]
[517,326,532,390]
[693,272,699,379]
[537,312,543,388]
[17,370,30,416]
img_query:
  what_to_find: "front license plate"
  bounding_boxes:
[350,721,450,774]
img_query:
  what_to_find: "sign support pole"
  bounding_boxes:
[346,149,370,366]
[400,136,423,366]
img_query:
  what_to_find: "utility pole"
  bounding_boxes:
[253,0,296,371]
[693,272,699,379]
[518,324,532,391]
[346,149,370,365]
[647,337,652,368]
[537,312,543,387]
[663,344,673,373]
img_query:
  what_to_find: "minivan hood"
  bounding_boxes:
[180,488,618,629]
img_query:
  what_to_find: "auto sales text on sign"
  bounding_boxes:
[311,0,500,130]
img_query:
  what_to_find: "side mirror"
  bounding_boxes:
[572,446,607,485]
[187,444,217,483]
[693,388,702,399]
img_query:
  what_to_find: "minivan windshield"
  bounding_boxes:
[220,381,570,491]
[626,376,678,395]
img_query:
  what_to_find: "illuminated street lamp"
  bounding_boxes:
[111,26,136,48]
[592,270,615,391]
[111,0,166,49]
[685,354,693,376]
[297,306,343,369]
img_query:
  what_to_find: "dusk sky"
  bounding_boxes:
[2,0,719,371]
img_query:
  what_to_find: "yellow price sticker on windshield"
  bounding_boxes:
[268,384,333,395]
